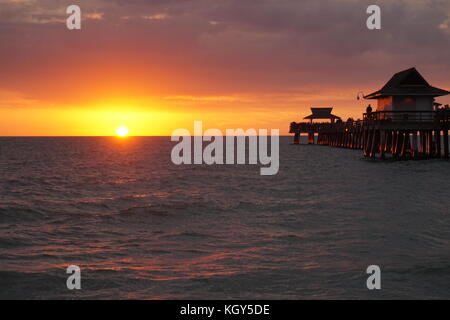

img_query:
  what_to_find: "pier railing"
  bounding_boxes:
[289,121,363,133]
[290,110,450,133]
[363,110,450,124]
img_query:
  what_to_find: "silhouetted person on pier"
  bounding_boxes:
[366,105,373,120]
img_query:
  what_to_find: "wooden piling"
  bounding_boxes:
[427,130,433,157]
[385,131,391,153]
[392,131,398,157]
[398,131,406,158]
[411,131,418,158]
[363,129,369,156]
[366,129,370,156]
[402,131,410,158]
[293,132,300,144]
[444,128,449,159]
[359,130,364,149]
[308,132,314,144]
[379,130,385,159]
[434,130,441,158]
[370,129,379,158]
[419,130,426,155]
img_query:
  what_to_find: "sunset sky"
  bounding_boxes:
[1,0,449,136]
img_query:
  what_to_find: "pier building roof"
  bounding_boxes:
[364,68,449,99]
[304,108,341,120]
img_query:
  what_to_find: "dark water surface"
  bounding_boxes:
[0,137,449,299]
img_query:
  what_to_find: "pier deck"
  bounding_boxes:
[290,110,450,159]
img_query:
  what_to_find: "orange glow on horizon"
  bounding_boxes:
[2,86,450,136]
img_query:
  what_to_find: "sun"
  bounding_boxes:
[116,126,129,137]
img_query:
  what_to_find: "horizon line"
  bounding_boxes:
[0,135,293,138]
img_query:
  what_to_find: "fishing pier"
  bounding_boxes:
[290,68,450,159]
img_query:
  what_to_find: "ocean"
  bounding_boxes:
[0,137,449,299]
